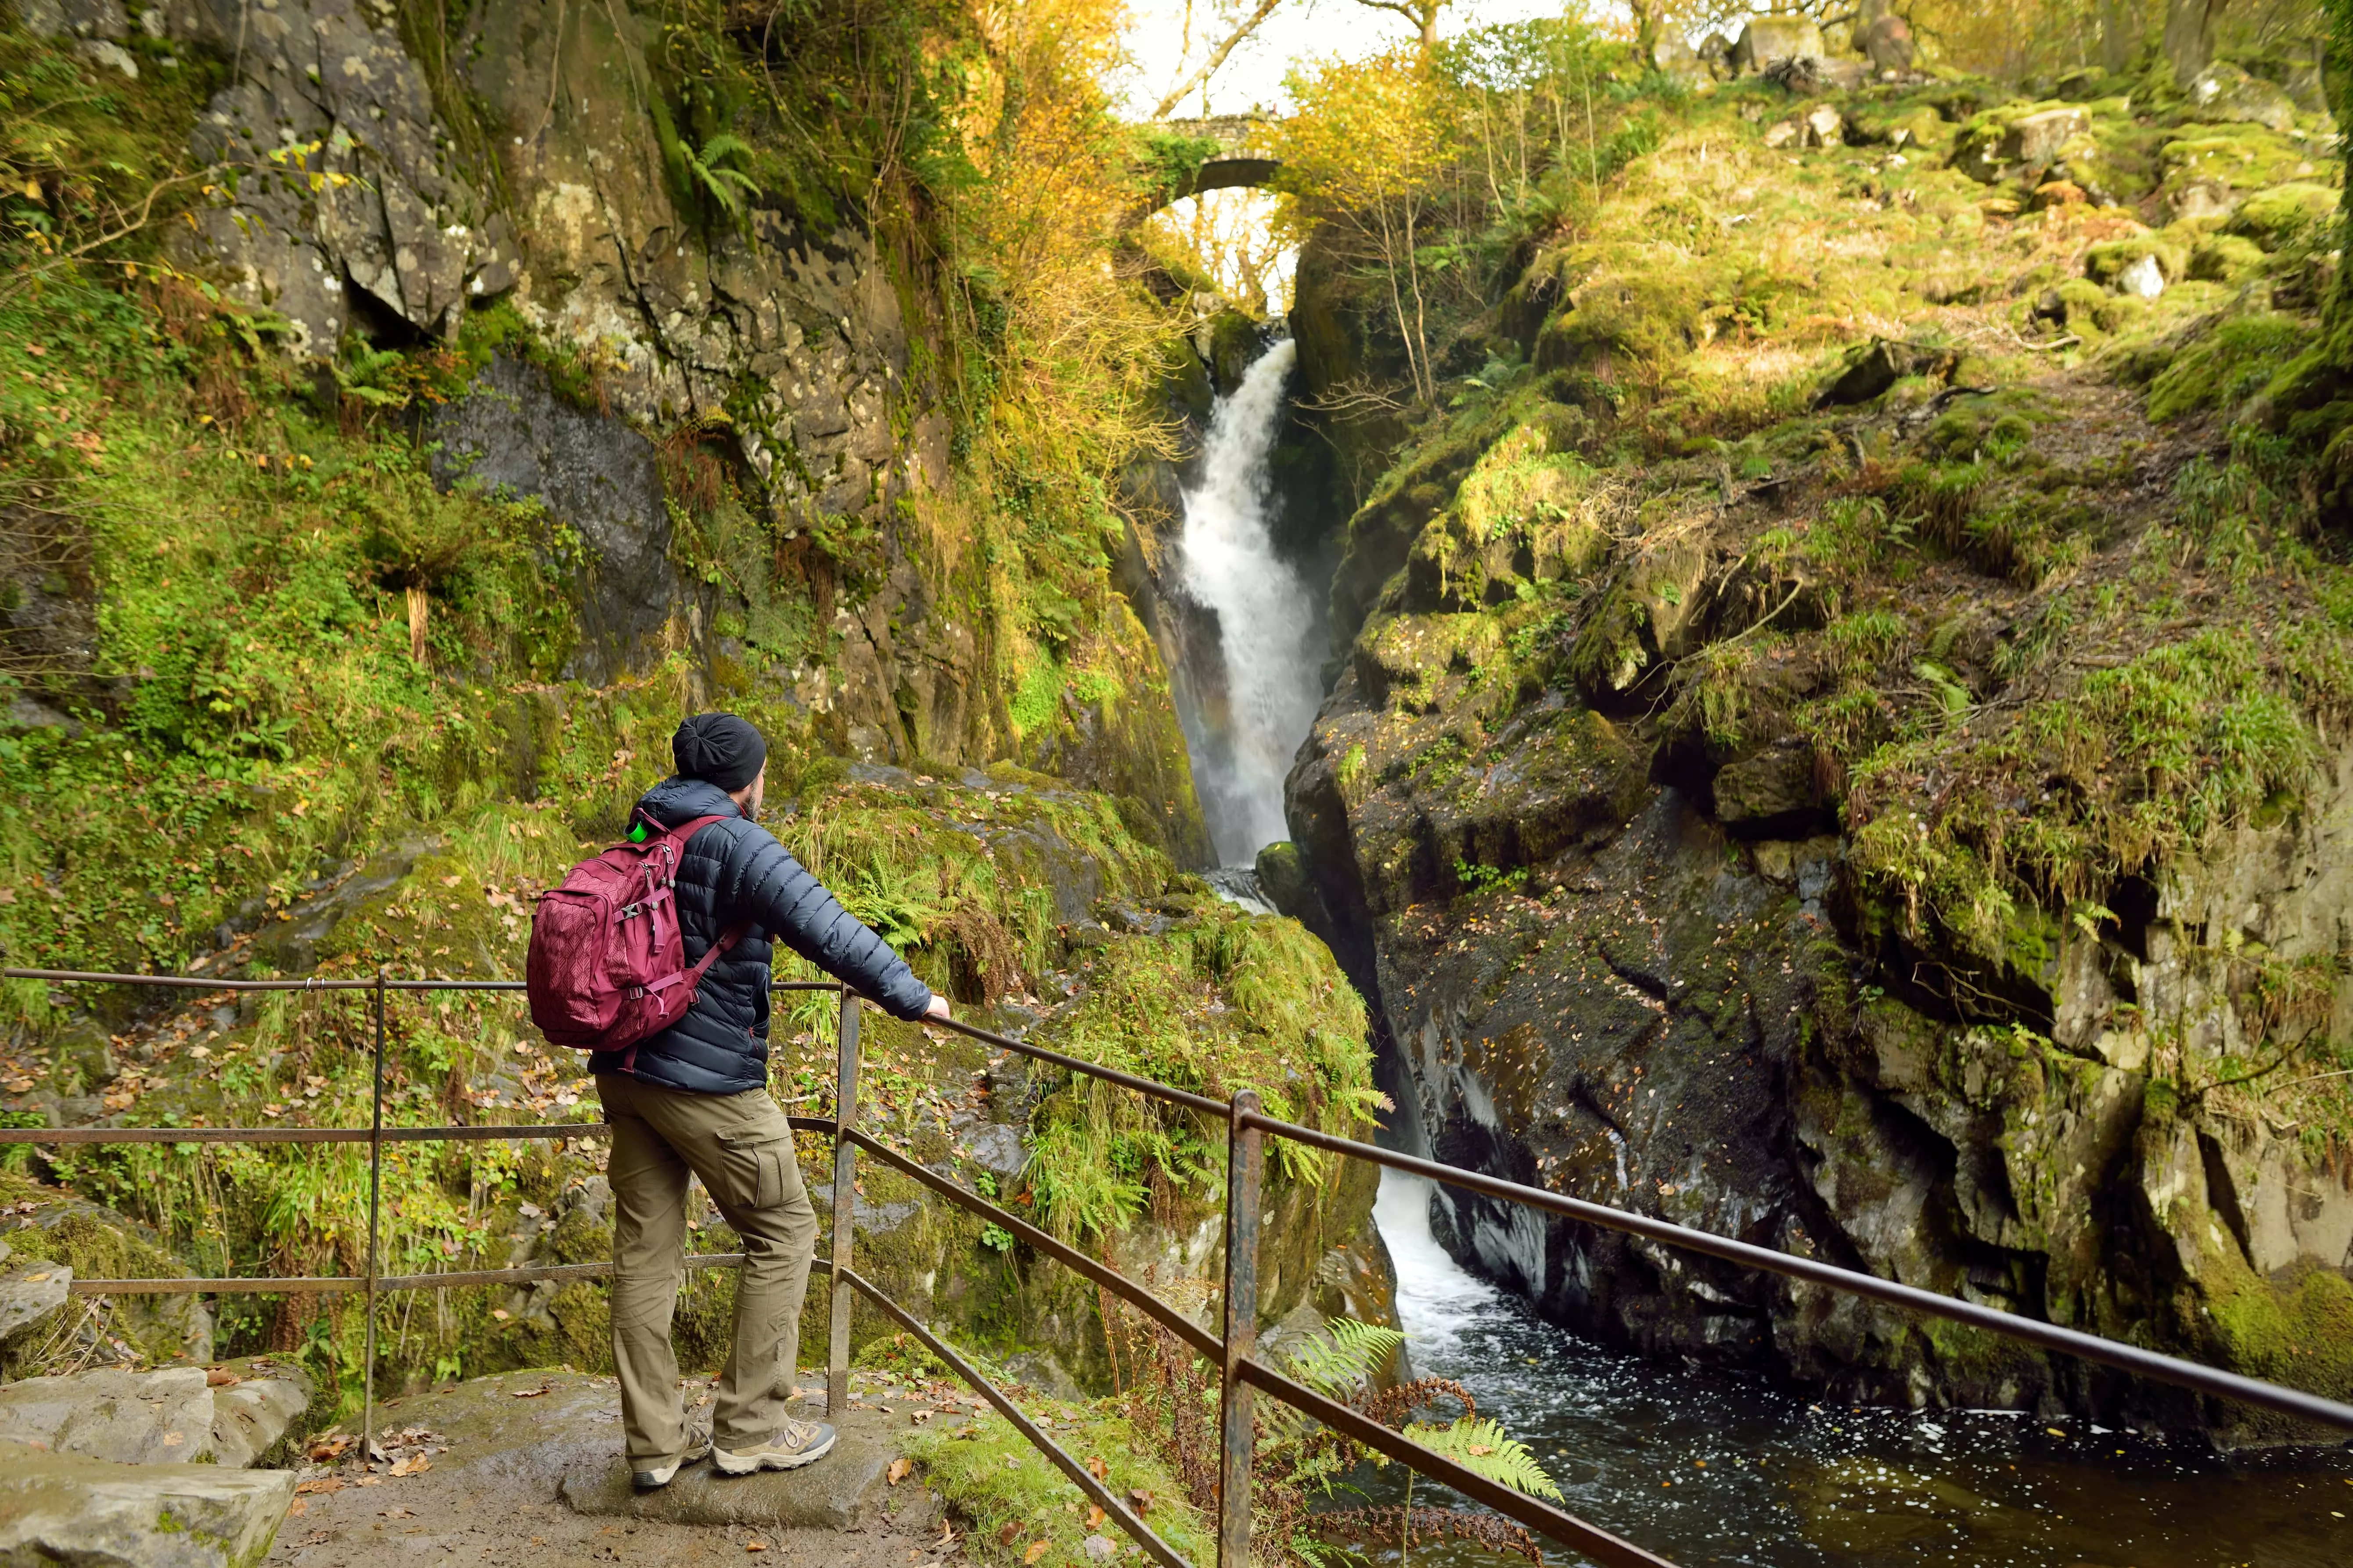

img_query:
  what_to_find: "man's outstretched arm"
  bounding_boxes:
[730,830,943,1021]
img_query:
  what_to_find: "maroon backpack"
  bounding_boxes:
[526,809,750,1061]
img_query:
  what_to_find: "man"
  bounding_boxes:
[592,711,948,1489]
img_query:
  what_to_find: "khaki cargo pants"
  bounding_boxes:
[597,1073,818,1465]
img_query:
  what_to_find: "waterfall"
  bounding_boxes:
[1176,337,1317,866]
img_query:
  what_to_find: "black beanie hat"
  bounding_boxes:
[673,712,768,792]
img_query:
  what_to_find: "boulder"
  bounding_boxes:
[1950,106,2088,184]
[1730,14,1824,75]
[1649,32,1705,86]
[1764,54,1865,94]
[1858,6,1915,74]
[1713,741,1828,836]
[0,1367,216,1465]
[0,1438,292,1568]
[2168,176,2238,223]
[0,1256,70,1344]
[1801,104,1845,147]
[205,1359,315,1469]
[2186,61,2299,133]
[2115,252,2166,300]
[1817,340,1956,406]
[2225,182,2340,251]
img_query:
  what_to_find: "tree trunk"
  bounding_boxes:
[2099,0,2134,72]
[2164,0,2224,83]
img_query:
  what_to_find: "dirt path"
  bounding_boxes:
[267,1373,958,1568]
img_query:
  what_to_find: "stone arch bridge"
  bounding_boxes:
[1134,114,1282,215]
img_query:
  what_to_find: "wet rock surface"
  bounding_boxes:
[266,1372,944,1568]
[0,1436,295,1568]
[0,1359,313,1469]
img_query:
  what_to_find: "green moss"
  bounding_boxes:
[2188,233,2270,281]
[2083,233,2190,289]
[908,1385,1208,1568]
[2224,182,2342,251]
[2148,313,2305,420]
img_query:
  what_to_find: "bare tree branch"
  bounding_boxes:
[1151,0,1285,120]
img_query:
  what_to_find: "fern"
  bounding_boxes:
[1283,1317,1404,1401]
[682,132,761,217]
[1401,1416,1563,1502]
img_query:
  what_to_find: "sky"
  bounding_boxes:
[1110,0,1587,120]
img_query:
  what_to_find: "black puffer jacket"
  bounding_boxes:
[587,776,933,1095]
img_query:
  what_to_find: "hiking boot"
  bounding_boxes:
[632,1438,710,1491]
[712,1417,836,1475]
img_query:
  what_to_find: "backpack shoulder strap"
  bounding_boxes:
[635,811,755,965]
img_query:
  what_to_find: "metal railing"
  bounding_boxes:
[9,963,2353,1568]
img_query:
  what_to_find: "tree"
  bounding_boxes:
[1274,50,1461,403]
[1152,0,1287,119]
[2165,0,2230,80]
[1348,0,1450,56]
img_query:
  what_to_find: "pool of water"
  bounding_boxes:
[1330,1171,2353,1568]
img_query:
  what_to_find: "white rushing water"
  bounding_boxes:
[1177,337,1319,865]
[1372,1169,1507,1359]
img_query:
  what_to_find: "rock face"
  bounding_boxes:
[0,1437,294,1568]
[1285,369,2353,1437]
[72,0,1207,841]
[428,356,678,685]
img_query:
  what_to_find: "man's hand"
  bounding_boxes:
[922,993,953,1024]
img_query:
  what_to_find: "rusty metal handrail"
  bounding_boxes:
[1233,1108,2353,1440]
[22,956,2353,1568]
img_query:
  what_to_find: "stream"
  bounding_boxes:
[1169,339,2353,1567]
[1352,1171,2353,1568]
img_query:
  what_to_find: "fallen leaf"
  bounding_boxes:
[511,1382,549,1398]
[205,1368,240,1388]
[1127,1488,1152,1514]
[1086,1454,1108,1480]
[1024,1542,1050,1565]
[745,1542,767,1554]
[294,1478,345,1496]
[286,1498,307,1518]
[1087,1505,1105,1529]
[997,1522,1020,1546]
[887,1457,912,1486]
[1467,1444,1493,1457]
[2045,1427,2067,1438]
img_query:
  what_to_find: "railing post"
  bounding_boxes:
[1219,1089,1263,1568]
[363,965,385,1466]
[827,987,861,1417]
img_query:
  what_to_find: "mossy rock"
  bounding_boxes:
[2043,277,2112,334]
[2187,233,2269,282]
[2090,292,2150,334]
[2157,124,2328,214]
[2147,312,2306,421]
[2223,182,2340,252]
[2082,233,2189,290]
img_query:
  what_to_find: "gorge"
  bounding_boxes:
[3,0,2353,1564]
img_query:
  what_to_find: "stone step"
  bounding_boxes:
[0,1437,295,1568]
[0,1359,312,1467]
